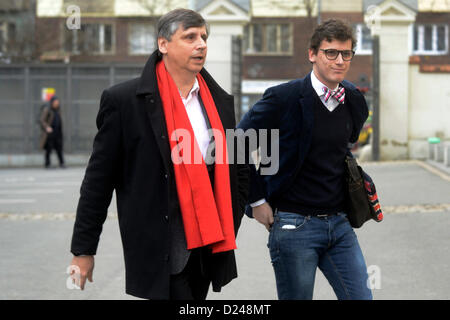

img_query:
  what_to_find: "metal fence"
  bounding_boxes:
[0,63,144,154]
[1,55,244,155]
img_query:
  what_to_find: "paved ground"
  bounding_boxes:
[0,160,449,300]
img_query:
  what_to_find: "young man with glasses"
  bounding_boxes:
[238,19,372,300]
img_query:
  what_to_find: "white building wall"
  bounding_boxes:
[204,23,244,93]
[115,0,188,16]
[251,0,315,17]
[321,0,363,12]
[408,65,450,159]
[37,0,63,17]
[378,23,411,160]
[418,0,450,11]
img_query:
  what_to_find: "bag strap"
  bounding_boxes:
[346,156,361,181]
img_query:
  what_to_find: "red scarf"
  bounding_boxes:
[156,61,236,254]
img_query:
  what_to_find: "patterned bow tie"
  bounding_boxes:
[322,86,345,104]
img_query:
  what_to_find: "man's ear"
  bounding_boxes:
[158,37,168,54]
[308,48,316,64]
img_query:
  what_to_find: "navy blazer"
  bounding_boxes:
[237,72,369,217]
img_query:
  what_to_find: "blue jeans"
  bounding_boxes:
[268,210,373,300]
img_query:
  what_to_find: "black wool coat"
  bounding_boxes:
[71,50,249,299]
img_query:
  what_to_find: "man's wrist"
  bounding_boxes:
[250,199,266,208]
[73,253,93,257]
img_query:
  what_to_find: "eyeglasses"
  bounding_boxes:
[320,49,355,61]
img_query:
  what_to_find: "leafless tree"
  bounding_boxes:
[130,0,174,16]
[267,0,317,18]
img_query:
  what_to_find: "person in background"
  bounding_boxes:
[40,96,65,169]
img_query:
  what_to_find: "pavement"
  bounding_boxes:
[0,160,449,300]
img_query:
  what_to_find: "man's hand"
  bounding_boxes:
[69,255,94,290]
[252,202,274,231]
[46,126,53,134]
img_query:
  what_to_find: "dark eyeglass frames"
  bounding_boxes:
[320,49,355,61]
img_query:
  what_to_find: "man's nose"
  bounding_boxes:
[196,37,207,49]
[335,52,344,64]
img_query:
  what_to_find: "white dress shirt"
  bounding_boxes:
[180,78,210,160]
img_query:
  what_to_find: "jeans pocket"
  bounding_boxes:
[277,211,308,231]
[338,212,350,222]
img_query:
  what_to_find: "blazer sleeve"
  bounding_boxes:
[70,89,122,256]
[236,163,249,215]
[237,87,281,218]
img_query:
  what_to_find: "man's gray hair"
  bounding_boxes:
[157,8,209,41]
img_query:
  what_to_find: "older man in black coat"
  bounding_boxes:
[69,9,248,300]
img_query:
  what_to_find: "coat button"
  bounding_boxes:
[164,173,168,179]
[164,215,169,221]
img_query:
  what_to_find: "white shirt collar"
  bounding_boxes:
[310,70,340,97]
[181,78,200,102]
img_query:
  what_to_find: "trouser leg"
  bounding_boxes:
[55,137,64,166]
[268,211,323,300]
[169,248,211,300]
[44,146,52,167]
[318,214,373,300]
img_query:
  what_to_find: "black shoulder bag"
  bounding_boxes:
[345,156,383,228]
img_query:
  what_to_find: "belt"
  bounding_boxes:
[315,213,338,218]
[274,207,339,218]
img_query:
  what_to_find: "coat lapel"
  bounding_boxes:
[137,51,172,172]
[341,81,369,143]
[297,73,315,161]
[146,93,172,173]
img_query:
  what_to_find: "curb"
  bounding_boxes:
[0,154,90,168]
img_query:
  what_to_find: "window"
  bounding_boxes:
[0,22,15,53]
[244,23,292,55]
[8,23,16,44]
[64,23,114,55]
[0,22,6,52]
[353,24,372,55]
[413,24,448,55]
[129,23,156,55]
